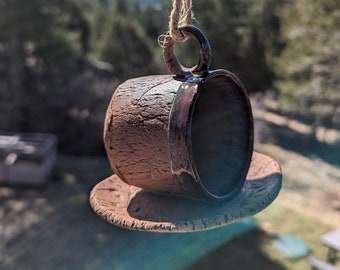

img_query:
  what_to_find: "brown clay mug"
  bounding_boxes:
[104,25,253,202]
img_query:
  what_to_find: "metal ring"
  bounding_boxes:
[162,25,212,80]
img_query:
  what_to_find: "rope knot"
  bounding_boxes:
[159,0,194,47]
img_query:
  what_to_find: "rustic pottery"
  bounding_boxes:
[90,25,282,232]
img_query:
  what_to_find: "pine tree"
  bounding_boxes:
[172,0,285,92]
[90,2,110,53]
[0,0,89,130]
[275,0,340,129]
[94,1,154,79]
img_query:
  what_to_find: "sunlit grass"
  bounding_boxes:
[252,140,339,269]
[255,204,335,270]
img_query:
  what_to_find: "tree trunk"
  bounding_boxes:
[7,10,26,131]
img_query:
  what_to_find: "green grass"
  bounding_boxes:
[256,143,339,269]
[185,203,336,270]
[186,141,340,270]
[255,205,334,270]
[2,137,339,270]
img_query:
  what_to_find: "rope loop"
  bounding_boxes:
[158,0,194,48]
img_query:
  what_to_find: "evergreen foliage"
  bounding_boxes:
[0,0,339,154]
[0,0,90,130]
[172,0,285,92]
[93,2,154,79]
[275,0,340,128]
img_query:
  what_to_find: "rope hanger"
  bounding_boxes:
[159,0,194,46]
[169,0,194,41]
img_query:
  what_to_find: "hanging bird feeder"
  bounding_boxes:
[90,11,282,233]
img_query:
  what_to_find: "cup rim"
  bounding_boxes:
[169,70,254,201]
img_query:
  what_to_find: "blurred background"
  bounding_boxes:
[0,0,339,269]
[0,0,339,155]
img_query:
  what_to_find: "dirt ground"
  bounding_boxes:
[1,100,340,270]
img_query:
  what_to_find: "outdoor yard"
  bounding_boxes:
[0,103,339,270]
[1,1,339,269]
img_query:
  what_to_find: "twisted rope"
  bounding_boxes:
[158,0,194,47]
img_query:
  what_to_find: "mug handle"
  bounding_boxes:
[162,25,212,81]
